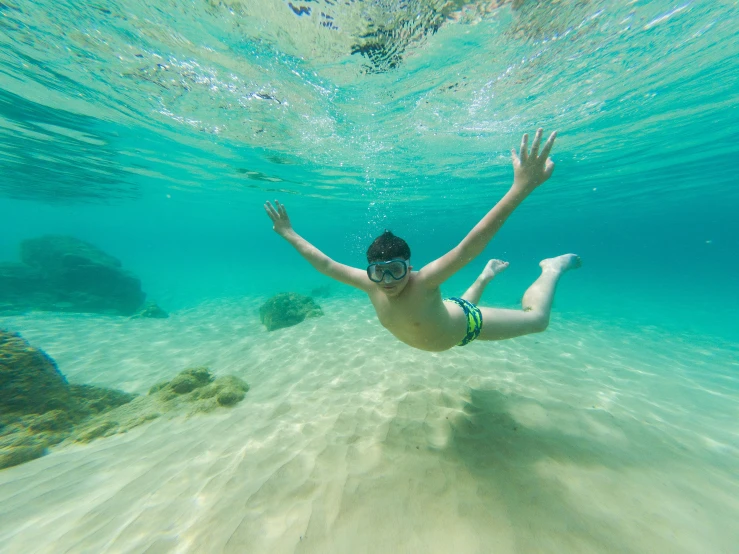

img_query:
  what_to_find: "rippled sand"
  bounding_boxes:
[1,297,737,553]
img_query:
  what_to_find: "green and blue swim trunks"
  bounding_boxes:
[445,297,483,346]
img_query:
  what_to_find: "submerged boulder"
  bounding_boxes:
[0,329,69,414]
[259,292,323,331]
[0,235,157,316]
[168,366,214,394]
[73,367,250,442]
[0,263,47,315]
[148,367,249,409]
[22,235,145,315]
[0,331,250,470]
[0,330,134,469]
[131,301,169,319]
[21,235,122,273]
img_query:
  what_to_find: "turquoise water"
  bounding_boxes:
[2,0,737,334]
[1,0,739,551]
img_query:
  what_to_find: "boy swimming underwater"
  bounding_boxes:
[264,128,580,352]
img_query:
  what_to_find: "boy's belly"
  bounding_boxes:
[380,302,468,352]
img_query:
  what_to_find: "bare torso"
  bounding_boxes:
[366,272,468,352]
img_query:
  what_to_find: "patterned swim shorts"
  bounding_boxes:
[445,297,483,346]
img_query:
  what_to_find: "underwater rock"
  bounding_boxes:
[131,300,169,319]
[0,262,47,295]
[67,384,136,417]
[147,367,249,411]
[0,235,147,316]
[259,292,323,331]
[0,263,46,315]
[188,374,250,408]
[0,331,250,470]
[0,329,135,469]
[73,367,250,442]
[21,235,122,273]
[0,444,48,471]
[0,329,135,421]
[213,375,250,406]
[27,409,73,433]
[0,329,70,414]
[168,366,214,394]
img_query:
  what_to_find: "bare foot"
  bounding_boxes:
[539,253,581,273]
[481,259,509,281]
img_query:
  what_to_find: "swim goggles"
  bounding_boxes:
[367,259,409,283]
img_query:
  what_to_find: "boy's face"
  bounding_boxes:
[377,267,412,297]
[367,258,412,297]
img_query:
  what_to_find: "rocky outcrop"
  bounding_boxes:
[148,367,249,408]
[0,235,156,316]
[0,327,69,413]
[131,301,169,319]
[1,329,135,469]
[1,331,249,470]
[71,367,250,444]
[259,293,323,331]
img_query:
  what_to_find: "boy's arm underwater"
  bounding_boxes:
[264,200,371,292]
[417,128,557,290]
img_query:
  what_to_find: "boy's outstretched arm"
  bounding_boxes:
[264,201,371,291]
[418,128,557,289]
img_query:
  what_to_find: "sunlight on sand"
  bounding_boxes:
[1,297,737,553]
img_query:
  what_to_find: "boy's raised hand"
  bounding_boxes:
[511,128,557,193]
[264,200,294,237]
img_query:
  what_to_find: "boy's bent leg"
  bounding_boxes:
[461,259,509,305]
[477,307,549,340]
[478,254,580,341]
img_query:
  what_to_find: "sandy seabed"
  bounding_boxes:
[0,296,737,554]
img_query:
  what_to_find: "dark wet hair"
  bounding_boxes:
[366,230,411,263]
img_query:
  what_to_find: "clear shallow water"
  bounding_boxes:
[2,0,738,203]
[1,0,739,551]
[2,0,738,324]
[0,300,737,552]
